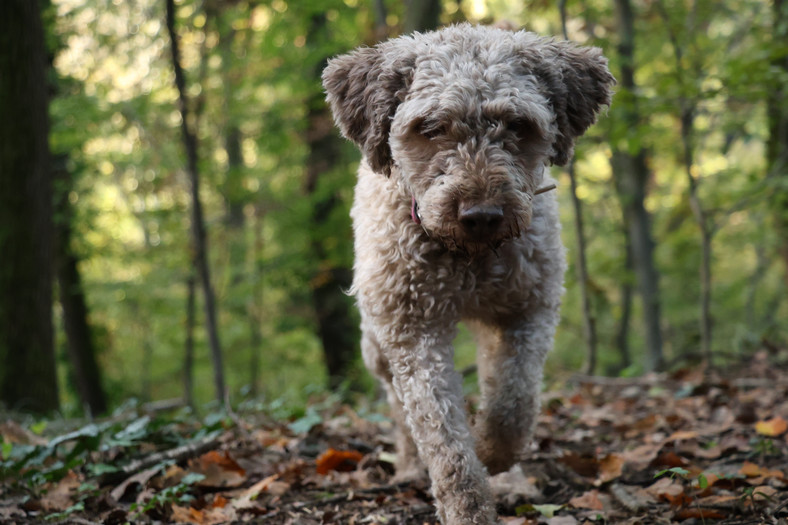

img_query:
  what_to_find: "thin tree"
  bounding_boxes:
[656,0,714,364]
[559,1,598,375]
[0,0,59,413]
[165,0,226,402]
[184,272,196,409]
[611,0,664,372]
[768,0,788,287]
[53,155,107,416]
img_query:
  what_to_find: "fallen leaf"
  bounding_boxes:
[645,477,684,500]
[315,448,364,475]
[559,451,598,478]
[189,450,246,488]
[667,429,698,441]
[546,516,577,525]
[231,474,291,511]
[569,490,604,510]
[675,507,727,520]
[171,505,204,524]
[651,450,688,468]
[39,470,81,512]
[739,461,784,479]
[110,465,162,502]
[750,485,778,502]
[0,420,48,445]
[532,504,563,518]
[597,453,624,484]
[755,416,788,437]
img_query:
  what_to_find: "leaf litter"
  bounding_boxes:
[1,350,787,524]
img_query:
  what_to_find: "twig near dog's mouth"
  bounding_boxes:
[534,183,557,195]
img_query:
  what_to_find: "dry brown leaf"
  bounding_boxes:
[569,490,604,510]
[110,465,162,502]
[172,503,236,525]
[667,430,698,441]
[675,507,727,520]
[755,416,788,437]
[39,470,81,512]
[190,450,247,488]
[559,451,598,478]
[0,420,48,446]
[749,485,778,502]
[645,477,684,500]
[739,460,784,479]
[171,504,204,524]
[231,474,291,511]
[596,454,624,484]
[652,450,688,468]
[315,448,364,475]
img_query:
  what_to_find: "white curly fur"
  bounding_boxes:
[323,24,614,524]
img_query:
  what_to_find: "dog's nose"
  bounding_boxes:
[459,204,504,238]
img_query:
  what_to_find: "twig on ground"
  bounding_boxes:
[98,436,220,486]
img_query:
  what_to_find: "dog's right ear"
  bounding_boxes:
[322,46,413,176]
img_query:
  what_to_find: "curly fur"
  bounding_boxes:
[323,24,614,525]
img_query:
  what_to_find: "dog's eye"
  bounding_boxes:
[416,119,446,140]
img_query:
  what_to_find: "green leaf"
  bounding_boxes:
[698,473,708,489]
[181,472,206,486]
[655,467,689,479]
[532,504,563,518]
[86,462,120,476]
[288,407,322,434]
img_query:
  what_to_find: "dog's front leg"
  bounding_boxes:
[384,329,497,525]
[469,308,559,475]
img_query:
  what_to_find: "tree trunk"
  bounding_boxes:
[403,0,441,33]
[657,0,714,364]
[247,206,265,398]
[612,0,664,372]
[0,0,59,413]
[166,0,226,403]
[680,107,713,363]
[53,155,107,416]
[768,0,788,287]
[560,3,597,375]
[303,14,360,391]
[614,230,633,372]
[184,273,196,409]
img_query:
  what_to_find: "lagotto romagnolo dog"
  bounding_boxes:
[322,24,614,524]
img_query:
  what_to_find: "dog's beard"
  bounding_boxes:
[422,213,530,257]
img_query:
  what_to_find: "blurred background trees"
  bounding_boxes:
[1,0,786,415]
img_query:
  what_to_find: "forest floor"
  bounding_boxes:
[2,349,788,524]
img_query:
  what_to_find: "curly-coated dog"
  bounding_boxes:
[323,24,614,524]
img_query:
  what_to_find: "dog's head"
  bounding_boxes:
[323,24,614,253]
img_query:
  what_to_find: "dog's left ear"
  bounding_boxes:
[533,41,616,166]
[322,44,415,176]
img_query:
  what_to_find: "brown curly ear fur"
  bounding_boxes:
[532,42,615,166]
[322,46,415,176]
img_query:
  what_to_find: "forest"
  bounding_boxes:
[1,0,787,523]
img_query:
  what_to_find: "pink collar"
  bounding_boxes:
[411,196,421,224]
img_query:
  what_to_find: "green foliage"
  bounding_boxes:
[0,408,223,491]
[129,472,206,518]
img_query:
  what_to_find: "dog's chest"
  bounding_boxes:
[426,236,544,317]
